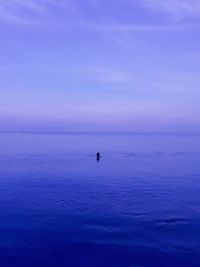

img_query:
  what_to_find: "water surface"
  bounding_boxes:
[0,133,200,267]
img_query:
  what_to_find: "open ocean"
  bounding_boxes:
[0,133,200,267]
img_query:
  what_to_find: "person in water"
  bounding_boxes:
[96,152,101,160]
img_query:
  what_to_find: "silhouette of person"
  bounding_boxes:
[96,152,101,161]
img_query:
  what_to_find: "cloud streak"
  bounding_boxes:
[141,0,200,19]
[1,0,200,31]
[0,0,70,25]
[0,0,46,25]
[73,66,134,83]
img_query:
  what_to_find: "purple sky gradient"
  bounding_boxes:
[0,0,200,132]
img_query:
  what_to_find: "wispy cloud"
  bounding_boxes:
[141,0,200,19]
[80,21,200,33]
[0,0,46,25]
[1,0,199,31]
[7,0,47,13]
[0,0,70,25]
[72,65,134,84]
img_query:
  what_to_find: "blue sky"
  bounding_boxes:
[0,0,200,132]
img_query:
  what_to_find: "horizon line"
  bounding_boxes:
[0,130,200,136]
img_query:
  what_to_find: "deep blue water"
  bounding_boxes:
[0,133,200,267]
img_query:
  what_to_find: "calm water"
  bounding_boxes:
[0,133,200,267]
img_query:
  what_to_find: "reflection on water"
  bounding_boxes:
[0,133,200,267]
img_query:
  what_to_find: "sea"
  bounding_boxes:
[0,133,200,267]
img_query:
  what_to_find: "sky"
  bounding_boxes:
[0,0,200,133]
